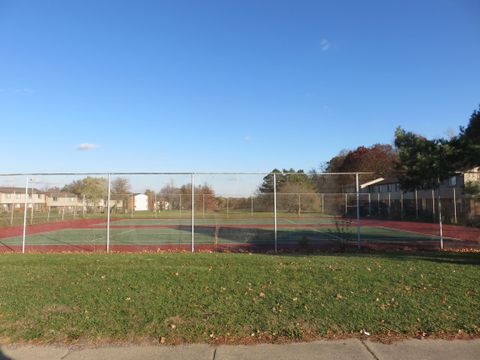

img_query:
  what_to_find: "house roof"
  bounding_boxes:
[0,186,44,194]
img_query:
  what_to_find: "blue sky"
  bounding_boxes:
[1,0,479,174]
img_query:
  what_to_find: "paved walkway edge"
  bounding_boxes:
[1,339,479,360]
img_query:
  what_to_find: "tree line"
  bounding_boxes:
[51,105,479,208]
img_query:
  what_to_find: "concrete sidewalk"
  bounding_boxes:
[1,339,479,360]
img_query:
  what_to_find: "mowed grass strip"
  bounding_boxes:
[0,252,478,344]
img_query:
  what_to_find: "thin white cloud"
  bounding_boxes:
[76,143,100,151]
[244,135,253,142]
[0,88,35,95]
[320,39,331,52]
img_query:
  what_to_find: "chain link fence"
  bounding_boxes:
[0,172,479,253]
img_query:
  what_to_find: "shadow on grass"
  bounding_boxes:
[279,248,480,266]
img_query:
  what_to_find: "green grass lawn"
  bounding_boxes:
[0,251,478,344]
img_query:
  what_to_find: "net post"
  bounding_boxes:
[191,173,195,253]
[22,176,29,254]
[368,193,371,216]
[298,193,301,216]
[355,173,360,249]
[432,189,435,221]
[179,193,182,216]
[388,192,391,216]
[400,192,404,219]
[273,173,278,253]
[154,192,157,217]
[106,173,111,253]
[415,189,419,219]
[377,193,380,216]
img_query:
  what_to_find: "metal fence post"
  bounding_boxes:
[191,173,195,252]
[415,189,419,219]
[345,193,348,215]
[368,193,371,216]
[437,181,443,249]
[453,187,457,224]
[388,192,391,216]
[298,193,301,216]
[432,189,436,221]
[22,176,29,254]
[400,192,404,219]
[106,173,111,253]
[355,173,360,249]
[377,193,380,216]
[250,196,253,216]
[273,173,277,253]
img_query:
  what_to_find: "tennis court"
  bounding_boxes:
[1,213,477,252]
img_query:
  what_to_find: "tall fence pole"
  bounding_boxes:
[453,187,457,224]
[191,173,195,253]
[355,173,360,249]
[250,196,253,216]
[273,173,277,253]
[106,173,111,253]
[22,176,29,254]
[432,189,436,221]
